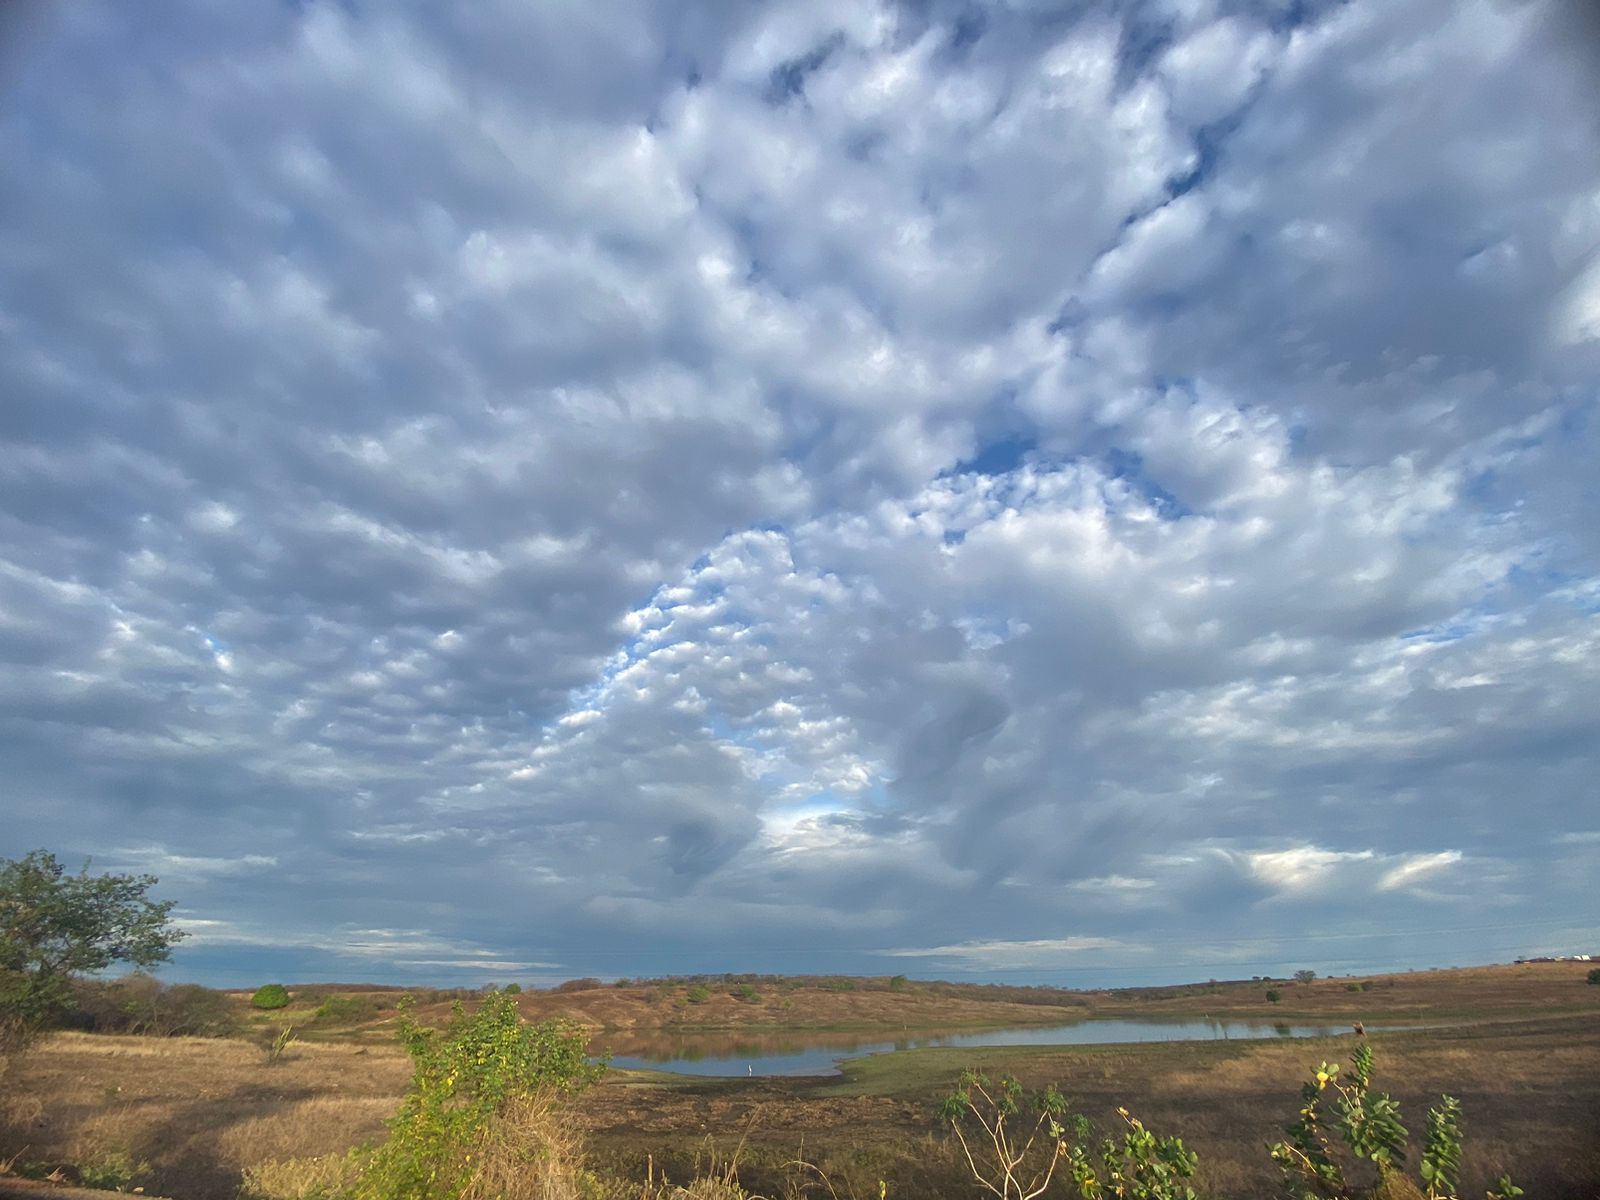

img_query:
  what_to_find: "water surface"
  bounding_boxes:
[601,1018,1361,1077]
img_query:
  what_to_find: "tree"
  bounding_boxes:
[1,849,185,1062]
[1294,969,1317,984]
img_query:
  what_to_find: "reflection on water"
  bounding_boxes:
[599,1018,1361,1077]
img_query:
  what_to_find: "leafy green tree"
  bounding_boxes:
[1,850,185,1062]
[1294,969,1317,984]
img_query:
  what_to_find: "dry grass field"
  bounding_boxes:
[2,963,1596,1199]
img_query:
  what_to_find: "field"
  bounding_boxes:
[2,963,1597,1199]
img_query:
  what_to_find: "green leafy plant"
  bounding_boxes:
[1419,1095,1462,1200]
[1266,989,1282,1003]
[501,983,521,995]
[352,990,603,1200]
[1587,968,1600,986]
[252,983,292,1010]
[888,974,909,992]
[1064,1108,1198,1200]
[1270,1044,1513,1200]
[731,983,758,1003]
[74,1148,148,1192]
[1487,1174,1523,1198]
[1294,970,1318,984]
[686,985,711,1004]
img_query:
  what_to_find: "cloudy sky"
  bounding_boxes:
[2,0,1598,989]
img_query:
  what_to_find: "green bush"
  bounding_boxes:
[685,985,711,1004]
[888,974,909,992]
[501,982,521,995]
[1344,983,1363,992]
[1587,968,1600,985]
[353,990,603,1200]
[1266,989,1282,1003]
[251,983,291,1010]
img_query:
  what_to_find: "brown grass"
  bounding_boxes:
[0,1033,409,1198]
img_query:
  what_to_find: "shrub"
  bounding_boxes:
[1266,989,1282,1003]
[314,995,363,1024]
[352,990,603,1200]
[252,983,291,1010]
[731,983,758,1003]
[685,985,711,1004]
[72,974,236,1037]
[1270,1043,1519,1200]
[1587,968,1600,986]
[1294,969,1317,984]
[1345,983,1363,992]
[888,974,909,992]
[502,983,522,995]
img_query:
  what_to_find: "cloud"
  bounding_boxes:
[884,937,1131,971]
[0,0,1595,986]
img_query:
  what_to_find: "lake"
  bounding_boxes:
[600,1018,1364,1077]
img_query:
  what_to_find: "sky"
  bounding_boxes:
[2,0,1598,990]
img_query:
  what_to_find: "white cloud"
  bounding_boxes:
[0,0,1594,986]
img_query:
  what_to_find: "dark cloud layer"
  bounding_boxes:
[1,0,1596,987]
